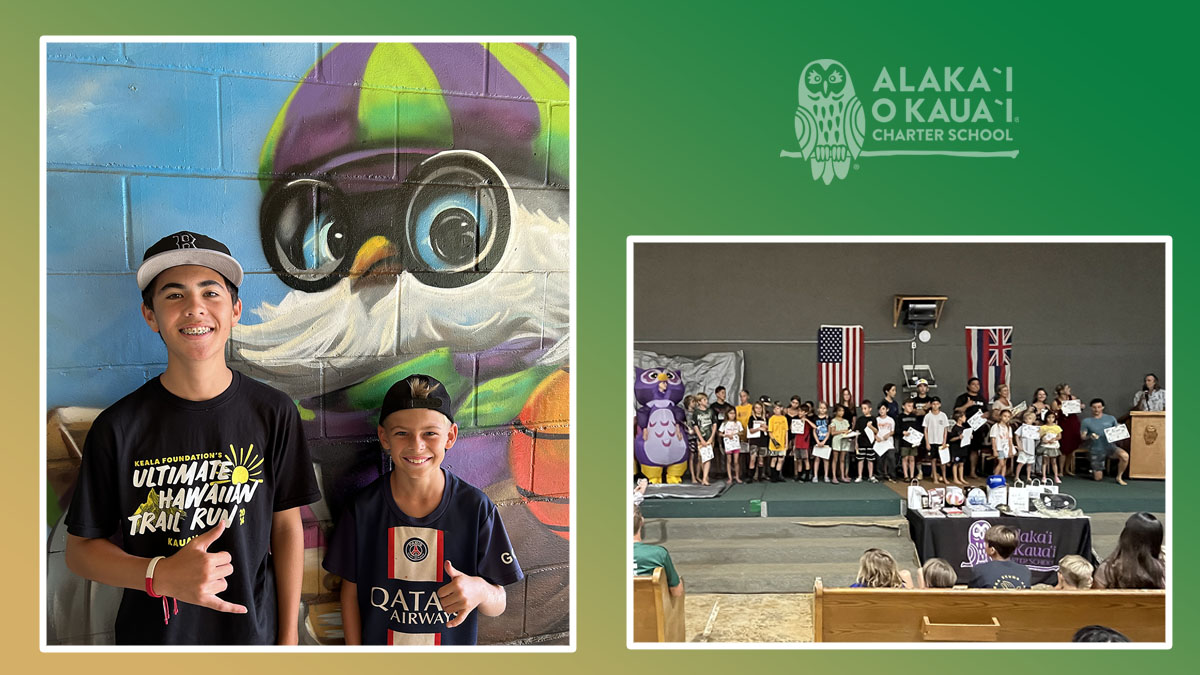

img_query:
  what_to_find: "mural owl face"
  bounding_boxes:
[800,59,854,102]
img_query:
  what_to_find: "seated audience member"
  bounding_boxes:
[632,472,648,507]
[633,509,683,597]
[1055,554,1094,590]
[1072,625,1131,643]
[918,558,957,589]
[1093,512,1166,590]
[851,548,913,589]
[968,525,1031,589]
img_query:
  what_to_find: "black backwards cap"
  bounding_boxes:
[379,374,455,425]
[137,231,244,291]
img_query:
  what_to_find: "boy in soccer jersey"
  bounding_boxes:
[64,231,321,645]
[323,374,524,645]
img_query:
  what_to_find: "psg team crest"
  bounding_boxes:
[404,537,429,563]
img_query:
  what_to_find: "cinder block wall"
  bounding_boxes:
[46,41,570,646]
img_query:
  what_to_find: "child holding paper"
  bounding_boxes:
[854,400,877,483]
[990,409,1014,478]
[948,410,969,486]
[811,401,833,483]
[1015,410,1039,483]
[874,403,896,482]
[897,399,921,481]
[830,404,852,483]
[923,397,950,484]
[768,403,789,482]
[682,394,698,483]
[791,403,813,482]
[690,393,716,486]
[719,409,743,484]
[1039,411,1063,484]
[746,402,769,482]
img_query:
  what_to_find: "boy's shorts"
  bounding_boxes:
[1016,451,1035,465]
[754,444,769,458]
[792,446,810,460]
[768,449,786,458]
[855,446,873,461]
[900,445,919,458]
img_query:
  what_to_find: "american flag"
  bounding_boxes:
[966,326,1012,397]
[817,325,864,407]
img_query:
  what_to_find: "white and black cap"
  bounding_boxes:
[137,231,244,291]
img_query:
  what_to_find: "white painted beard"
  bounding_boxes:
[230,202,569,399]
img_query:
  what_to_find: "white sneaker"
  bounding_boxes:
[869,476,878,483]
[854,477,862,483]
[824,477,831,483]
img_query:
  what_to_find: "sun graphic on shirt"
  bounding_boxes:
[214,444,264,485]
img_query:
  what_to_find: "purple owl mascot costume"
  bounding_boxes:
[634,367,689,484]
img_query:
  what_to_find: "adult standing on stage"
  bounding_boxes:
[990,382,1013,420]
[1051,383,1083,477]
[954,378,989,479]
[1031,388,1051,422]
[1132,373,1166,412]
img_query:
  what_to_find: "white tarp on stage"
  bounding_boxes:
[633,349,744,407]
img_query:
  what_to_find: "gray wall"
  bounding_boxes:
[633,242,1166,414]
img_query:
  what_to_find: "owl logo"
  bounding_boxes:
[791,59,866,184]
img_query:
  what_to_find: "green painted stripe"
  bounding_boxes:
[344,348,471,413]
[360,43,453,148]
[488,44,570,180]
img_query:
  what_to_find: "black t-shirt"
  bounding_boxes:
[968,560,1032,589]
[898,413,922,447]
[709,401,735,426]
[65,370,321,645]
[323,470,524,645]
[909,394,931,414]
[747,415,770,447]
[953,392,988,418]
[853,416,874,448]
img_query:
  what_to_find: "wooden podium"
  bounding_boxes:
[1128,411,1166,479]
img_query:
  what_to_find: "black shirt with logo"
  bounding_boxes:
[65,371,321,645]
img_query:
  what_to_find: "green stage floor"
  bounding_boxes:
[637,475,1165,519]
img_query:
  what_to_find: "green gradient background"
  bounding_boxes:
[6,0,1195,671]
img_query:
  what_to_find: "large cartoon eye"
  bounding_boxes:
[640,370,661,385]
[806,69,823,85]
[666,371,681,384]
[401,151,512,288]
[260,179,353,292]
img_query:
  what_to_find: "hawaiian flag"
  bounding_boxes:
[965,326,1012,398]
[817,325,864,408]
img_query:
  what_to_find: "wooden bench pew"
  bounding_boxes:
[633,567,686,642]
[813,577,1165,642]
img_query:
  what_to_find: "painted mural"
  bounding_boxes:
[45,42,570,646]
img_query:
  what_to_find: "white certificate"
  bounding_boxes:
[723,437,740,452]
[1104,424,1131,443]
[865,426,876,442]
[1011,401,1028,417]
[903,428,924,446]
[960,428,973,447]
[967,411,986,430]
[938,447,951,463]
[843,430,861,439]
[747,430,761,439]
[872,441,891,456]
[1061,399,1082,415]
[790,419,805,434]
[812,445,832,460]
[699,443,715,463]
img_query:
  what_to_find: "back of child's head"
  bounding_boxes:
[921,558,957,588]
[985,525,1019,559]
[953,409,966,421]
[801,402,812,414]
[1072,625,1130,643]
[1057,554,1094,589]
[683,394,695,409]
[633,508,644,536]
[855,548,903,588]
